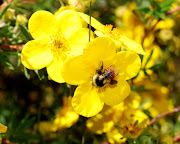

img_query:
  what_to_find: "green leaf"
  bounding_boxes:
[18,25,33,41]
[149,64,161,70]
[34,69,45,80]
[158,12,166,19]
[131,85,154,92]
[144,50,153,68]
[159,0,174,9]
[0,51,15,71]
[15,115,36,133]
[23,67,30,80]
[0,4,11,20]
[143,68,149,76]
[15,133,37,140]
[135,6,150,13]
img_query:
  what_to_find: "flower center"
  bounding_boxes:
[92,61,119,88]
[49,34,70,56]
[104,24,121,40]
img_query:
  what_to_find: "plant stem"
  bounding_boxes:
[149,106,180,125]
[81,117,87,144]
[0,45,23,50]
[167,6,180,15]
[89,0,92,42]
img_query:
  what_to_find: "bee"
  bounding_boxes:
[93,61,120,87]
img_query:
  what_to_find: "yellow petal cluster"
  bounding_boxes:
[78,12,145,55]
[52,96,79,131]
[34,96,79,136]
[87,91,149,143]
[21,10,91,83]
[135,78,174,118]
[61,37,141,117]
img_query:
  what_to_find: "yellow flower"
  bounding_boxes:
[86,91,148,142]
[86,103,125,134]
[124,91,141,109]
[134,44,161,82]
[135,78,174,117]
[106,127,127,144]
[117,119,148,139]
[34,97,79,135]
[0,123,7,133]
[21,10,92,83]
[78,12,145,55]
[34,121,54,136]
[61,37,141,117]
[52,96,79,131]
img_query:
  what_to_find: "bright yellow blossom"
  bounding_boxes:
[106,127,127,144]
[61,37,141,117]
[34,96,79,135]
[52,96,79,131]
[0,123,7,133]
[86,103,125,134]
[78,12,145,55]
[21,10,92,83]
[135,78,174,118]
[87,91,148,143]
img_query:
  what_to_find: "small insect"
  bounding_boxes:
[93,61,120,87]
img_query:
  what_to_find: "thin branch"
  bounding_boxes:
[174,134,180,143]
[0,45,24,50]
[149,106,180,125]
[167,6,180,15]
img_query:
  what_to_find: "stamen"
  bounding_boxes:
[103,24,121,40]
[49,34,70,55]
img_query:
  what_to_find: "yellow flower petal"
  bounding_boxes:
[0,123,7,133]
[34,121,54,136]
[53,96,79,131]
[72,81,104,117]
[54,6,75,16]
[68,28,94,56]
[61,55,91,85]
[28,10,57,39]
[103,80,130,106]
[83,37,117,69]
[47,54,65,83]
[119,34,145,55]
[154,18,175,30]
[78,12,105,31]
[21,38,53,70]
[94,30,105,37]
[86,105,116,134]
[106,127,127,144]
[56,10,82,39]
[114,51,141,80]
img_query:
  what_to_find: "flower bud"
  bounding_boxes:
[16,14,27,25]
[4,8,15,20]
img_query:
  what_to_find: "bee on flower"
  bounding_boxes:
[21,10,93,83]
[61,37,141,117]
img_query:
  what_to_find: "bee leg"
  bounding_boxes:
[96,61,103,74]
[110,80,117,85]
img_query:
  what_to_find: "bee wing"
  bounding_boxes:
[106,65,120,77]
[96,61,103,74]
[114,68,120,77]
